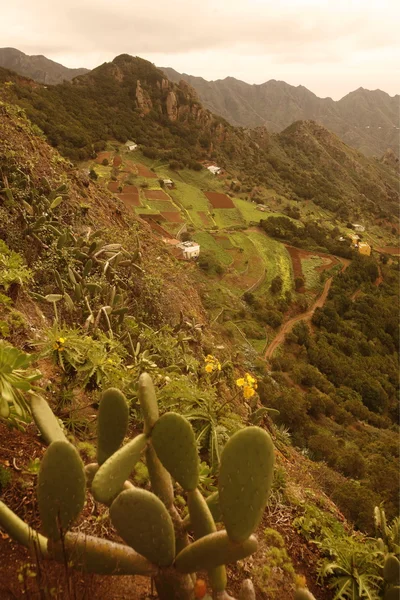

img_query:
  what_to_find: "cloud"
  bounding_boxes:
[1,0,399,98]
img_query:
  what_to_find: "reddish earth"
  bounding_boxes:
[198,211,212,226]
[94,151,112,164]
[375,246,400,255]
[107,181,119,193]
[117,193,141,208]
[205,191,235,208]
[285,245,304,280]
[160,212,183,222]
[135,163,157,178]
[113,155,122,168]
[122,185,139,194]
[144,189,170,200]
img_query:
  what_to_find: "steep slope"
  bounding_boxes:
[0,96,399,600]
[0,55,398,223]
[161,67,400,157]
[0,47,89,84]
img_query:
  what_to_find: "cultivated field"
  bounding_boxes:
[144,189,171,200]
[205,192,235,208]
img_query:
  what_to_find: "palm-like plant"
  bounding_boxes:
[319,532,383,600]
[0,341,41,426]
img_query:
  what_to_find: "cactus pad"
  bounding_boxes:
[49,532,158,575]
[138,373,159,435]
[384,588,400,600]
[294,589,317,600]
[175,530,257,573]
[31,395,67,445]
[37,441,86,541]
[97,388,129,465]
[145,443,174,508]
[218,426,274,543]
[187,489,227,594]
[384,555,400,585]
[187,489,216,540]
[0,501,48,556]
[151,412,199,491]
[110,488,175,567]
[92,433,147,505]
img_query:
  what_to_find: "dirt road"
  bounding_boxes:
[264,258,349,361]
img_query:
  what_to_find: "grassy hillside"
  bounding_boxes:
[0,87,399,600]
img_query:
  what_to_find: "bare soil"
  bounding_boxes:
[144,189,170,200]
[205,192,235,209]
[94,152,112,165]
[117,193,141,208]
[160,212,183,222]
[135,164,157,178]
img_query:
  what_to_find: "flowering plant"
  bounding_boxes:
[204,354,221,374]
[236,372,258,399]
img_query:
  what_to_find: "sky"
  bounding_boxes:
[2,0,399,99]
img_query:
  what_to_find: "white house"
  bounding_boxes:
[163,179,174,188]
[207,165,221,175]
[352,224,365,233]
[177,241,200,260]
[125,140,138,151]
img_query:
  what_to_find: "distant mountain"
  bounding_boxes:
[1,54,398,223]
[161,68,400,157]
[0,48,89,85]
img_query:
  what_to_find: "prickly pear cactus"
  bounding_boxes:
[0,374,278,600]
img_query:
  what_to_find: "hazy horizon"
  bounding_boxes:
[2,0,399,100]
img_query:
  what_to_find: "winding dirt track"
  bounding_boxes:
[264,257,349,361]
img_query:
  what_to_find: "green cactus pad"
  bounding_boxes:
[295,589,317,600]
[92,434,147,505]
[110,488,175,567]
[384,555,400,585]
[31,395,67,445]
[218,426,274,543]
[37,441,86,541]
[49,532,158,575]
[97,388,129,465]
[187,489,216,540]
[138,373,159,435]
[0,501,48,556]
[145,443,174,508]
[384,588,400,600]
[182,491,222,529]
[151,412,199,491]
[175,530,258,573]
[187,489,227,593]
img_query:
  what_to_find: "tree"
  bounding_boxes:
[89,168,98,180]
[270,276,283,294]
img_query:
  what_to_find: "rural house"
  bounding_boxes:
[177,241,200,260]
[256,204,266,212]
[352,223,365,232]
[358,242,371,256]
[207,165,221,175]
[125,140,138,151]
[163,178,174,188]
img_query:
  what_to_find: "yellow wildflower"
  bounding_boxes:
[243,386,255,399]
[59,337,65,344]
[236,378,245,387]
[205,363,214,373]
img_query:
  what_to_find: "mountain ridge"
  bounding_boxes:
[161,66,399,157]
[0,47,89,85]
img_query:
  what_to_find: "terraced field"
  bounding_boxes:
[212,208,245,229]
[247,231,293,296]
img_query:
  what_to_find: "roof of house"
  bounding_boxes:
[125,140,136,146]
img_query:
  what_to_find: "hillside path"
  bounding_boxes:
[264,257,349,361]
